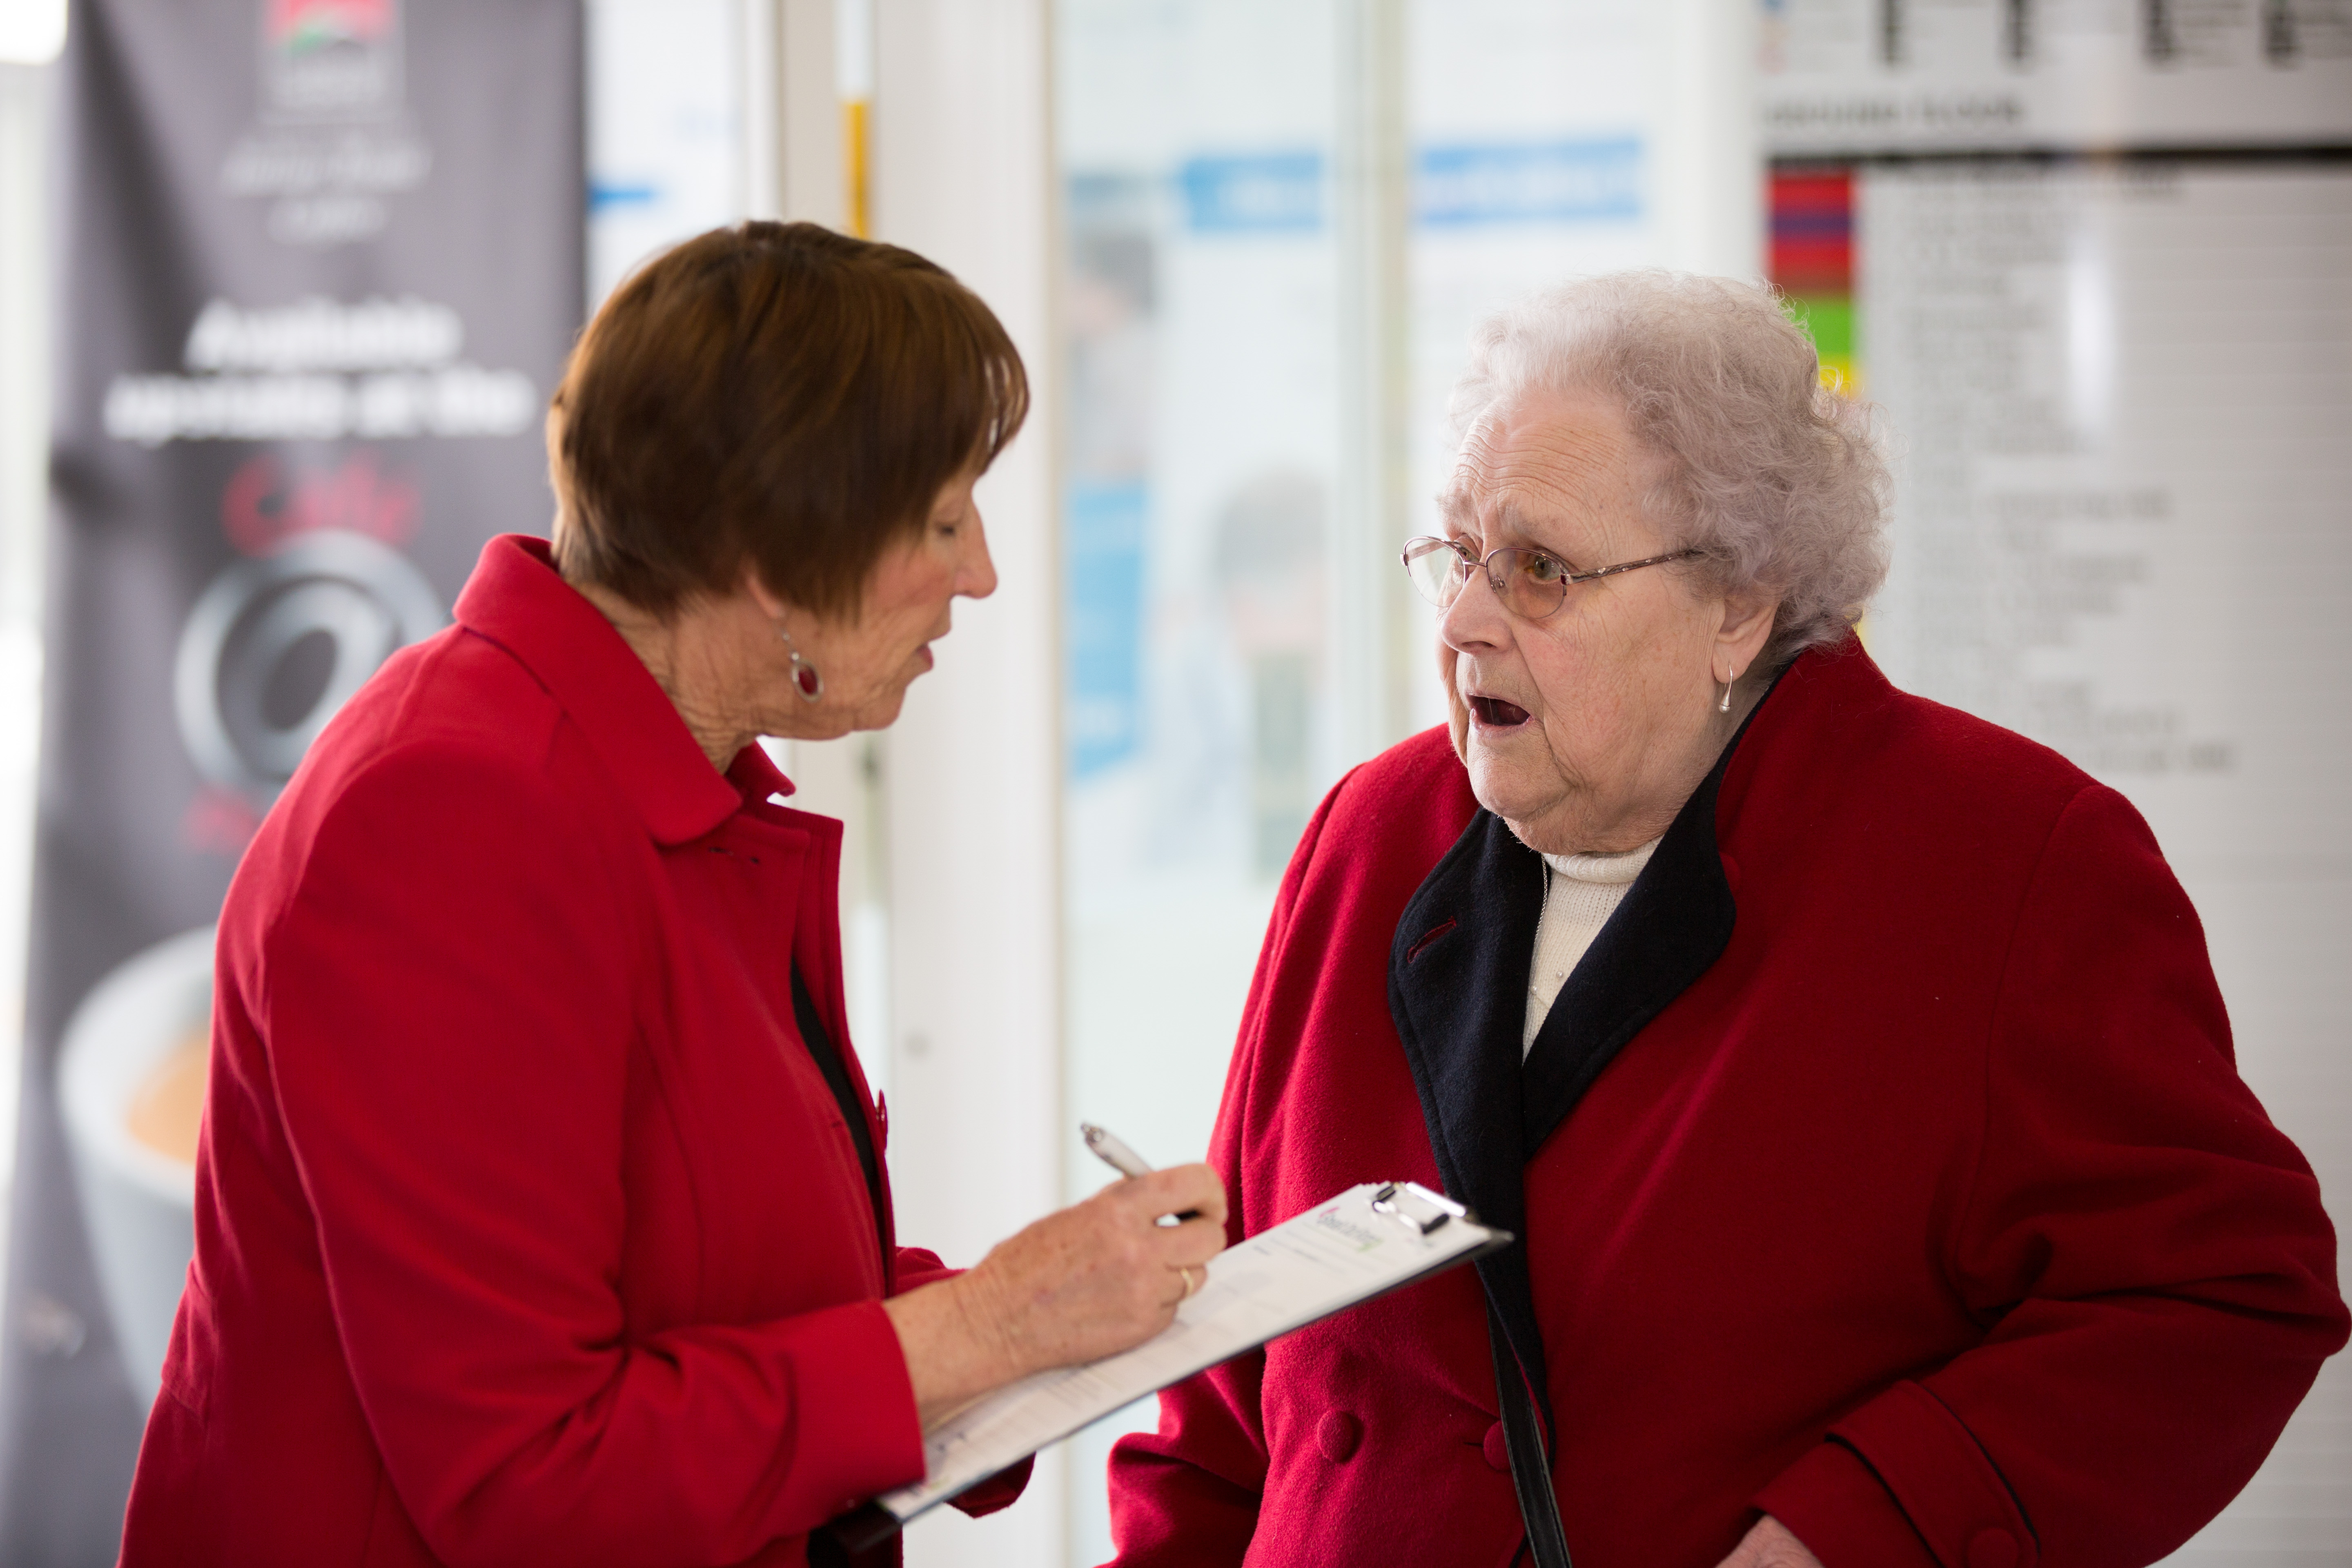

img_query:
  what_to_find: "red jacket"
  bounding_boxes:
[122,536,1012,1568]
[1107,641,2345,1568]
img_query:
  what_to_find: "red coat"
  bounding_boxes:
[1107,641,2346,1568]
[121,536,1015,1568]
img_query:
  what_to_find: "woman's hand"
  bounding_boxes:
[882,1165,1229,1426]
[1716,1516,1825,1568]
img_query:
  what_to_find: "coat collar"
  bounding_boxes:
[1387,811,1552,1415]
[1385,667,1781,1440]
[453,535,792,846]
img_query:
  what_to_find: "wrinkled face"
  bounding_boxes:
[1438,390,1735,854]
[754,468,998,740]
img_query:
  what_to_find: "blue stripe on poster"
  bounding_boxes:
[587,179,660,212]
[1414,137,1643,227]
[1065,479,1149,780]
[1169,140,1642,234]
[1178,152,1325,234]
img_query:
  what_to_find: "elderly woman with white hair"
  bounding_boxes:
[1104,274,2346,1568]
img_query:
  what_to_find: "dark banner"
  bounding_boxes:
[3,2,582,1558]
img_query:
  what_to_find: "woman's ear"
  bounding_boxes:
[739,562,789,623]
[1718,590,1779,673]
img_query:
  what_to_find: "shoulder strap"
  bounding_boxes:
[1488,1300,1573,1568]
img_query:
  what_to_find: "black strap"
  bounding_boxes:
[1488,1299,1573,1568]
[789,964,886,1264]
[792,969,893,1567]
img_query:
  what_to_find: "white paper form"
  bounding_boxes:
[872,1182,1506,1523]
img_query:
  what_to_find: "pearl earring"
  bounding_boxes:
[777,621,823,703]
[1718,665,1739,714]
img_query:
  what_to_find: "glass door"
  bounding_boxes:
[1053,2,1749,1559]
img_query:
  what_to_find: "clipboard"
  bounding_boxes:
[823,1180,1512,1552]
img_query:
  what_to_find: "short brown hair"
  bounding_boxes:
[550,221,1029,619]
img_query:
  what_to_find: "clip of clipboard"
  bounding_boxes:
[1369,1179,1465,1236]
[822,1180,1512,1553]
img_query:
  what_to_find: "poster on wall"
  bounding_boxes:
[2,1,581,1558]
[1762,0,2352,151]
[1759,0,2352,853]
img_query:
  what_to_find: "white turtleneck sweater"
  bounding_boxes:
[1521,837,1661,1056]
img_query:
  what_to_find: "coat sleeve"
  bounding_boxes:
[893,1246,955,1292]
[886,1249,1036,1517]
[1756,783,2349,1568]
[1102,774,1358,1566]
[260,744,925,1568]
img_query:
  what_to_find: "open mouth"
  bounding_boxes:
[1470,695,1531,728]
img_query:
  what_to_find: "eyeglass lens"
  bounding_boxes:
[1402,539,1568,619]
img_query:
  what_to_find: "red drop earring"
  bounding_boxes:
[777,621,824,703]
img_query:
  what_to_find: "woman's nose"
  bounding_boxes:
[959,510,999,601]
[1437,558,1508,653]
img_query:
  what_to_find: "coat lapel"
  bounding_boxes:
[1386,682,1774,1444]
[1387,811,1551,1424]
[1520,747,1740,1151]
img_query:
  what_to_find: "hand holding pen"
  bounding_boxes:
[884,1132,1226,1427]
[1081,1122,1211,1246]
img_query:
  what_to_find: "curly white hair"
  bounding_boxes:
[1448,270,1891,670]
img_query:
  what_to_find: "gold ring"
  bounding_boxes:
[1179,1265,1201,1299]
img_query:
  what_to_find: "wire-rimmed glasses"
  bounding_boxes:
[1400,536,1704,621]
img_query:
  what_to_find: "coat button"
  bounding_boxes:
[1482,1422,1510,1471]
[1316,1411,1362,1463]
[1967,1529,2018,1568]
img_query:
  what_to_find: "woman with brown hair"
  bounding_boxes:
[118,222,1225,1568]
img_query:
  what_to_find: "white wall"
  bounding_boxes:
[866,3,1068,1563]
[1654,0,1762,279]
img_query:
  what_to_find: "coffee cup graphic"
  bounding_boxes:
[57,927,215,1405]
